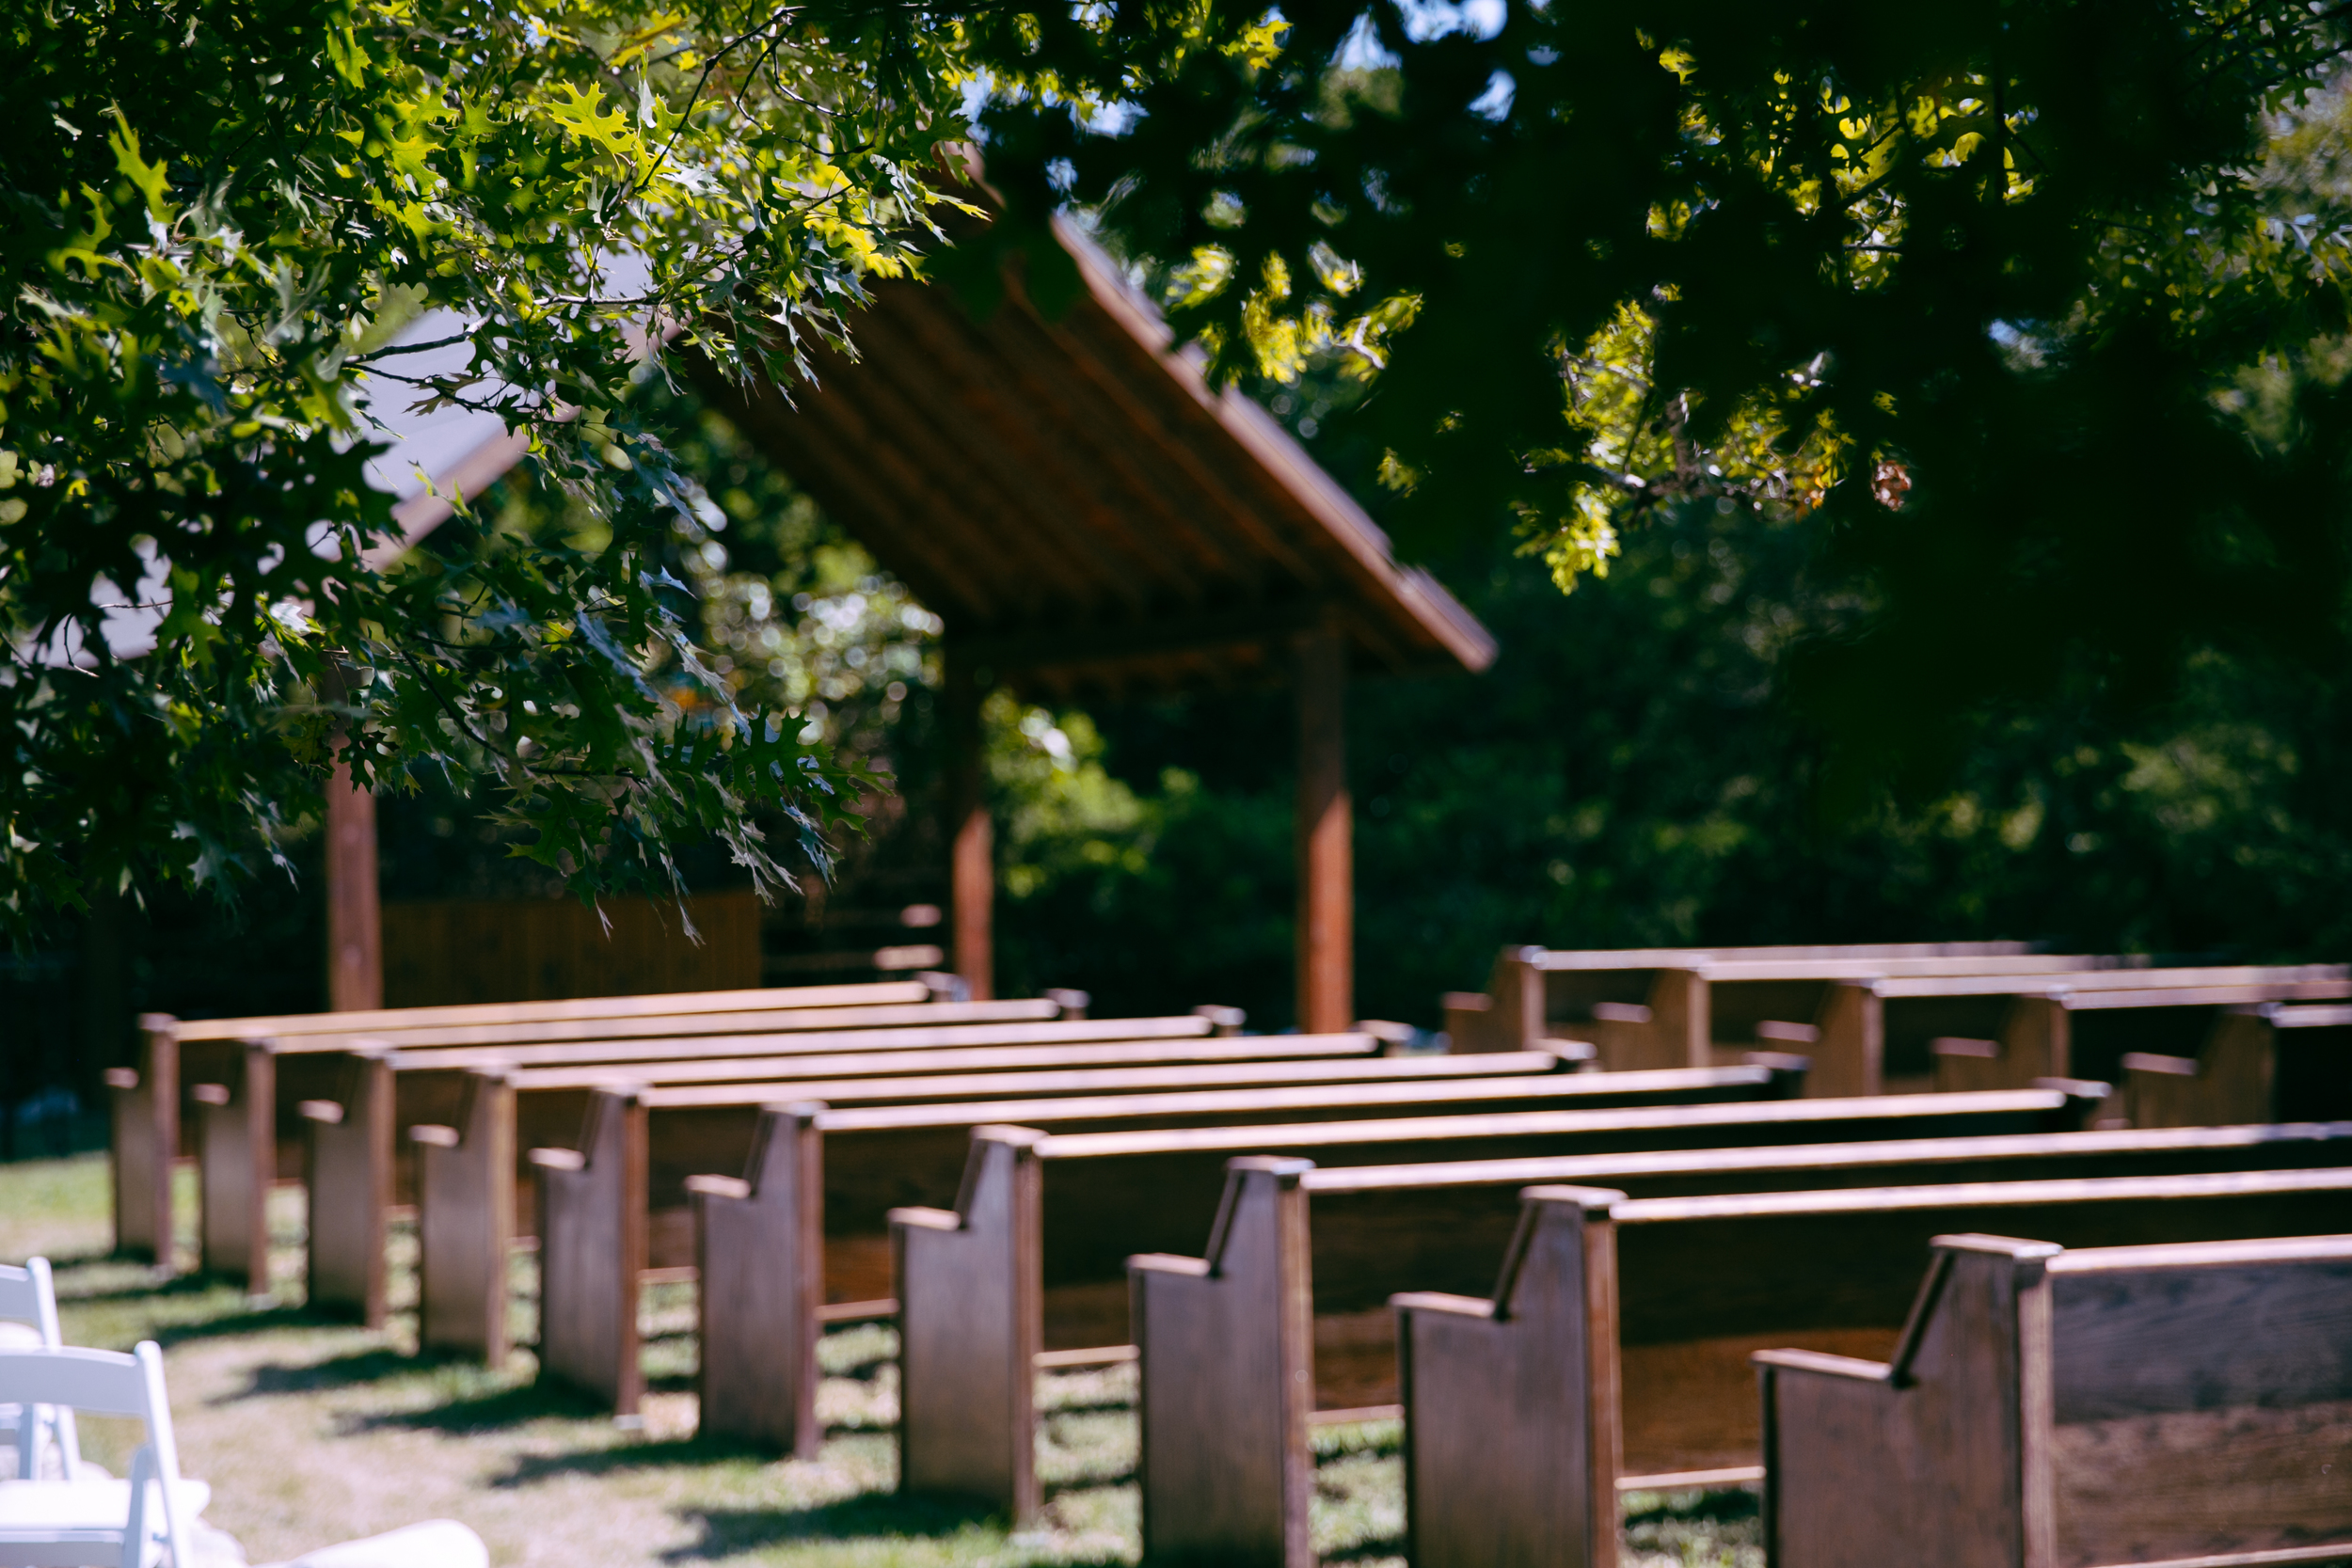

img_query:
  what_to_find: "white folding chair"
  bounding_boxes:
[0,1342,207,1568]
[0,1260,80,1481]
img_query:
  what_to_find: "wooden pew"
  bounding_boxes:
[1459,943,2106,1066]
[1909,975,2352,1100]
[294,1011,1310,1323]
[107,975,962,1262]
[2122,1000,2352,1129]
[1386,1166,2352,1568]
[882,1081,2108,1522]
[1757,1230,2352,1568]
[1122,1121,2352,1565]
[523,1059,1814,1447]
[1464,945,2347,1097]
[186,998,1202,1296]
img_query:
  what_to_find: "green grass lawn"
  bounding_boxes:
[0,1152,1759,1567]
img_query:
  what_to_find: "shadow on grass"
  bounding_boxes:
[490,1431,778,1488]
[151,1302,345,1347]
[349,1373,610,1434]
[1321,1538,1408,1563]
[231,1345,465,1399]
[1622,1486,1761,1528]
[53,1271,235,1307]
[662,1491,1073,1561]
[1041,1470,1136,1500]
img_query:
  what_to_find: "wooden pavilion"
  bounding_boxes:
[328,214,1495,1031]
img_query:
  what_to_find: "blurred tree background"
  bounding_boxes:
[29,60,2352,1066]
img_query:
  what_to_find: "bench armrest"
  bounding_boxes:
[526,1148,586,1173]
[1390,1290,1497,1321]
[407,1124,461,1149]
[1753,1347,1891,1384]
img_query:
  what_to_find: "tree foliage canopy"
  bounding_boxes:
[974,0,2352,795]
[1,0,971,930]
[8,0,2352,936]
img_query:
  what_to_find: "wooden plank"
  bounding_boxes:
[1131,1158,1317,1568]
[362,1007,1188,1068]
[532,1089,647,1412]
[502,1033,1411,1091]
[382,890,758,1007]
[412,1070,516,1363]
[302,1050,392,1325]
[2046,1243,2352,1565]
[890,1129,1045,1520]
[196,1040,274,1290]
[692,1103,824,1455]
[171,979,934,1040]
[246,998,1068,1056]
[1395,1187,1620,1568]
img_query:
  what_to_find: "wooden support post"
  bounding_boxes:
[1295,620,1352,1036]
[890,1127,1043,1519]
[946,649,993,1002]
[301,1049,393,1326]
[1131,1158,1318,1568]
[691,1102,825,1455]
[413,1070,516,1364]
[326,753,382,1014]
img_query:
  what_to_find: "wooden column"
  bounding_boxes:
[946,649,993,1001]
[326,753,382,1013]
[1295,622,1352,1035]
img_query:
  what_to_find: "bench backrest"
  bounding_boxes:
[155,976,945,1040]
[1122,1122,2352,1566]
[1467,943,2122,1062]
[1758,1231,2352,1567]
[1389,1168,2352,1568]
[916,1086,2101,1312]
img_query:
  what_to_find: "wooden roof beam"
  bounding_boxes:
[847,298,1182,617]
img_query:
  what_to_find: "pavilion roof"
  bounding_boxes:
[702,218,1497,700]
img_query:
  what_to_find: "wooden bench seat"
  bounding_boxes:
[1386,1166,2352,1568]
[1120,1121,2352,1565]
[519,1061,1815,1450]
[879,1082,2106,1521]
[1758,1231,2352,1568]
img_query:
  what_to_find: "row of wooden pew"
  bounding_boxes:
[111,943,2352,1565]
[1447,941,2352,1117]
